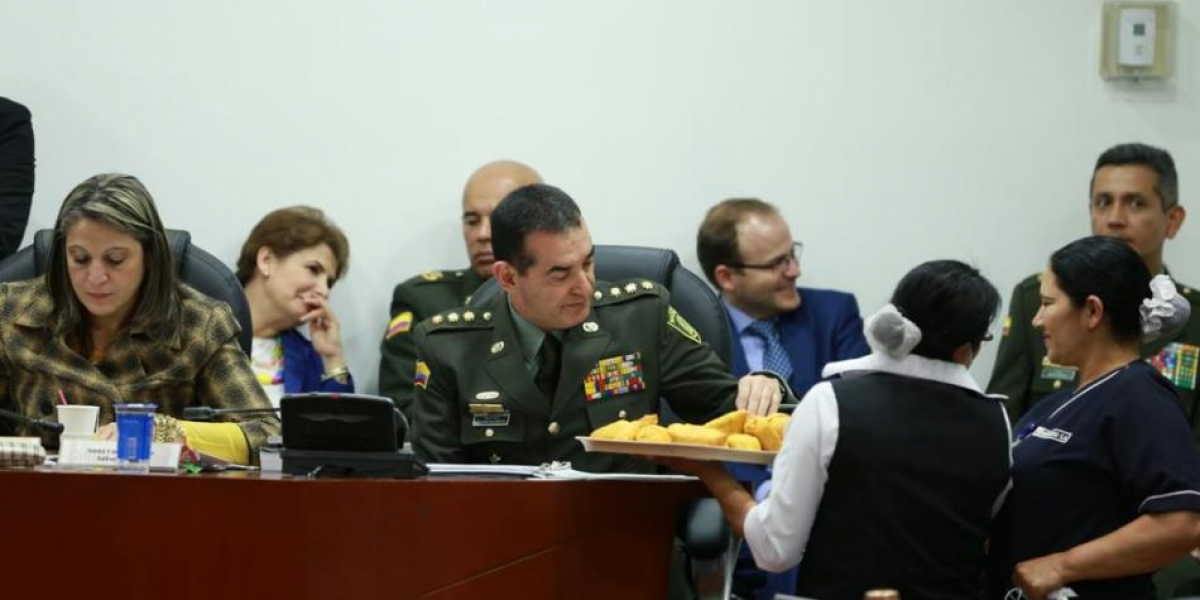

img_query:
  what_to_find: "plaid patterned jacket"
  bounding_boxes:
[0,279,279,452]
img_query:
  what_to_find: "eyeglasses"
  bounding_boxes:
[728,242,803,274]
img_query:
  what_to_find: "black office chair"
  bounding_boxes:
[470,244,732,361]
[470,244,739,600]
[0,228,253,355]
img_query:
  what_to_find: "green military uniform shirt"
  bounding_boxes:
[410,278,739,473]
[378,268,485,416]
[988,271,1200,438]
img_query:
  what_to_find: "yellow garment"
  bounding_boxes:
[179,421,250,465]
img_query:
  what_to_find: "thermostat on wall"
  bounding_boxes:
[1101,1,1171,80]
[1118,8,1156,67]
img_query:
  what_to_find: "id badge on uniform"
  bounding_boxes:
[1039,357,1078,382]
[583,352,646,401]
[468,403,511,427]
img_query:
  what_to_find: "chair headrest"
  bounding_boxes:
[591,245,680,285]
[469,245,682,307]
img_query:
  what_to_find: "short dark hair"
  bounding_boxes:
[1050,236,1150,343]
[47,174,181,354]
[891,260,1000,361]
[696,198,778,287]
[491,184,583,273]
[1092,143,1179,209]
[236,206,350,286]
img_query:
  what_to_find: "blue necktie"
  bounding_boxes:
[746,320,793,382]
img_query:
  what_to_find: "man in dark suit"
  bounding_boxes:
[697,198,869,397]
[696,197,870,600]
[0,97,33,260]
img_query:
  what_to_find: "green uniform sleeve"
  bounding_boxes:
[410,325,465,463]
[655,294,739,423]
[987,279,1037,419]
[378,283,421,416]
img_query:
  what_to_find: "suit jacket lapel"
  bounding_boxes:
[483,294,551,418]
[724,310,751,377]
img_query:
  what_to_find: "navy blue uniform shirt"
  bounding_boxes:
[989,361,1200,600]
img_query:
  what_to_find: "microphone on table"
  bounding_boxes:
[182,406,281,422]
[0,407,65,434]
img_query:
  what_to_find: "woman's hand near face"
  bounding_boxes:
[301,292,345,367]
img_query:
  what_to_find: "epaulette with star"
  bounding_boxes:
[592,279,664,307]
[413,269,469,285]
[424,307,495,332]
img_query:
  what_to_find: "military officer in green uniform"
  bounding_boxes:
[986,143,1200,599]
[411,183,788,472]
[989,143,1197,430]
[378,160,542,415]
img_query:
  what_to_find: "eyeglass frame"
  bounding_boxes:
[726,241,803,274]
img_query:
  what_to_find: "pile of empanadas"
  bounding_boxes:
[590,409,790,452]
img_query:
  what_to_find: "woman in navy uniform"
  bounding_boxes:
[990,236,1200,600]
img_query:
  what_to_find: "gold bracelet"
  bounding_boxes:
[321,366,351,384]
[153,413,186,444]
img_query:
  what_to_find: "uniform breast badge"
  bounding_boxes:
[1149,342,1199,391]
[414,361,431,389]
[583,352,646,401]
[469,403,511,427]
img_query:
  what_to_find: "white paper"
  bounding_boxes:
[427,463,541,477]
[427,461,696,481]
[57,439,181,472]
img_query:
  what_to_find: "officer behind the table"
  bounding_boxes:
[410,183,789,472]
[378,160,542,416]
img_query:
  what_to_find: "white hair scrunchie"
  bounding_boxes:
[1141,274,1192,342]
[865,303,922,358]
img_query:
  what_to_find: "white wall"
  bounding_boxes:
[2,0,1198,391]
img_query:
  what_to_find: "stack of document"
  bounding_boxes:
[0,437,45,467]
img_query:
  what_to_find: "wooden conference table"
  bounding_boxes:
[0,468,702,600]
